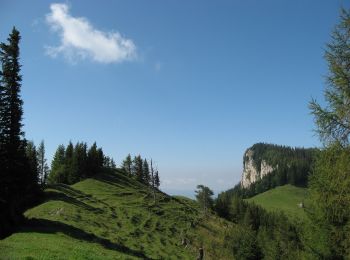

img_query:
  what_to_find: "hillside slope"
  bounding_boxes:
[0,170,232,259]
[246,184,309,221]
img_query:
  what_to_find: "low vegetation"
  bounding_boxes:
[0,170,233,259]
[246,184,309,221]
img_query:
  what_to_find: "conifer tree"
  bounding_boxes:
[37,140,49,185]
[65,141,74,183]
[122,154,132,175]
[310,9,350,146]
[87,142,99,177]
[0,27,39,237]
[25,141,38,185]
[195,185,214,215]
[308,9,350,258]
[110,158,116,169]
[154,170,160,189]
[49,144,66,184]
[133,155,143,182]
[142,159,150,184]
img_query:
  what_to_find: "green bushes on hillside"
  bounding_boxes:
[216,196,305,259]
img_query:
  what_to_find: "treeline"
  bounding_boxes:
[47,143,161,189]
[239,143,318,198]
[121,154,160,189]
[215,196,304,259]
[0,28,42,238]
[48,142,114,185]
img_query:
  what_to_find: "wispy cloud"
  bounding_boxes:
[45,3,136,64]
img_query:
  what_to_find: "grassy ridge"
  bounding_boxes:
[246,184,309,221]
[0,170,233,259]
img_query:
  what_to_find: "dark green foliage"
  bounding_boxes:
[142,159,150,184]
[218,195,305,259]
[121,154,132,175]
[37,140,49,186]
[224,225,259,260]
[132,155,143,182]
[103,155,116,169]
[307,8,350,259]
[309,9,350,146]
[0,28,40,238]
[48,142,106,185]
[307,143,350,257]
[195,185,214,214]
[25,141,38,183]
[86,142,103,177]
[154,170,160,189]
[49,145,66,184]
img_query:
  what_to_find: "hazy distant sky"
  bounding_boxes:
[0,1,346,196]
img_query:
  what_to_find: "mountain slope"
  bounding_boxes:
[0,170,232,259]
[246,184,309,221]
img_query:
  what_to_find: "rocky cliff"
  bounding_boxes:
[241,148,274,188]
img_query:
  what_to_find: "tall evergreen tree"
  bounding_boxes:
[195,185,214,215]
[65,141,74,183]
[25,141,38,185]
[122,154,132,175]
[37,140,49,185]
[0,27,39,237]
[154,170,160,189]
[49,144,66,184]
[142,159,150,184]
[133,155,143,182]
[110,158,116,169]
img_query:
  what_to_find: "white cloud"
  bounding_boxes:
[45,3,136,64]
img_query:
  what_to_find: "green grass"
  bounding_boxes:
[246,184,309,221]
[0,170,233,259]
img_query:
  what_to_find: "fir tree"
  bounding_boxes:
[154,170,160,189]
[0,27,39,237]
[142,159,150,184]
[122,154,132,175]
[49,145,66,184]
[195,185,214,215]
[133,155,143,182]
[25,141,38,185]
[37,140,49,186]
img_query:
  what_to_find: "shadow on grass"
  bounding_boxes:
[45,190,104,214]
[94,171,145,191]
[22,218,153,259]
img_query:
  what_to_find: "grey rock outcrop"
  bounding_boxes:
[241,149,274,188]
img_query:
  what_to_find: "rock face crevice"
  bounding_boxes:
[241,149,274,188]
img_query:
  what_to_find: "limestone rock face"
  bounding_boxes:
[241,149,274,188]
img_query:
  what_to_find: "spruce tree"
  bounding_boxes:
[0,27,39,237]
[37,140,49,186]
[142,159,150,184]
[25,141,38,186]
[49,145,66,184]
[195,185,214,215]
[122,154,132,175]
[65,141,74,183]
[154,170,160,189]
[133,155,143,182]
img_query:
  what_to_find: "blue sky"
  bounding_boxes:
[0,1,346,196]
